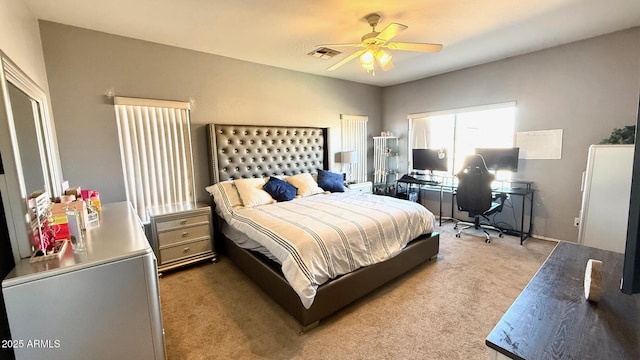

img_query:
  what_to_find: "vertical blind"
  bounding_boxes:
[114,97,195,222]
[340,114,368,183]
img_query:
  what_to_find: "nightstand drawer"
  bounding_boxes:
[347,182,373,194]
[156,214,209,231]
[158,223,211,247]
[160,238,212,264]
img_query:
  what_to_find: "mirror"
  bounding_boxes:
[0,51,62,260]
[7,82,48,196]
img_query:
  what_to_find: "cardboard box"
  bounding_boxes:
[51,203,68,217]
[64,186,82,199]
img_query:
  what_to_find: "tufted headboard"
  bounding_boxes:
[206,124,329,183]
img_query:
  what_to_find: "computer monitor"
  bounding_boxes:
[412,148,448,172]
[475,147,520,172]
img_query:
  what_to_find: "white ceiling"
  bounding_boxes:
[23,0,640,87]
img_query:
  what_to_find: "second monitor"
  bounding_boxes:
[475,147,520,172]
[412,148,448,173]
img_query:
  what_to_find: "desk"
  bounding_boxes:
[486,241,640,359]
[396,178,534,244]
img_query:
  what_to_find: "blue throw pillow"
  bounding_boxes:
[263,177,297,202]
[317,170,345,192]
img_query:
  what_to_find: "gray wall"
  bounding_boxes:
[0,0,50,90]
[39,21,383,204]
[37,20,640,241]
[382,27,640,242]
[1,0,63,262]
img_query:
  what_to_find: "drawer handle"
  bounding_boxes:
[183,247,190,254]
[181,232,189,238]
[180,220,187,225]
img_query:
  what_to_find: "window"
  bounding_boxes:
[114,97,195,222]
[341,114,368,183]
[408,102,516,178]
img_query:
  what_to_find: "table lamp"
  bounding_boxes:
[342,150,358,184]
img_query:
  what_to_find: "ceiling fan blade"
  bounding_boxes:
[327,49,366,71]
[316,43,363,48]
[376,23,408,42]
[385,42,443,53]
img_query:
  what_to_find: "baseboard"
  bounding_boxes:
[530,234,564,243]
[439,216,566,244]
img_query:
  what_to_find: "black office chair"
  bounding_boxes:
[454,154,507,243]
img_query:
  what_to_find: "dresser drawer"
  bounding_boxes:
[156,214,209,232]
[158,223,211,247]
[160,238,212,264]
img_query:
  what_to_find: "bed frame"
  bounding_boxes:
[206,123,440,332]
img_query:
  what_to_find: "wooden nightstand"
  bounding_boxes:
[346,181,373,194]
[148,203,217,274]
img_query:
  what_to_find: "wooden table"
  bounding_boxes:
[486,241,640,359]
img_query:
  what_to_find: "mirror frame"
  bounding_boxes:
[0,51,62,260]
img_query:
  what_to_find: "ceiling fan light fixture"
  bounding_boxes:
[359,49,376,75]
[360,49,375,66]
[375,49,392,67]
[361,61,375,75]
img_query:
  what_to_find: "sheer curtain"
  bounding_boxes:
[114,97,195,222]
[408,114,431,170]
[340,114,368,183]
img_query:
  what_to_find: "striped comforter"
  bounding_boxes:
[211,186,435,309]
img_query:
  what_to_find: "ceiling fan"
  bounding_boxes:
[318,13,443,75]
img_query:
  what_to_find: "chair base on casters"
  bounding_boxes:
[454,216,503,243]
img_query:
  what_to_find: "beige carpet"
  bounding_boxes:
[159,222,556,360]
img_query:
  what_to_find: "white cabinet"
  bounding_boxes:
[578,144,634,253]
[2,202,165,360]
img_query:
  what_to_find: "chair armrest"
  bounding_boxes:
[493,193,507,203]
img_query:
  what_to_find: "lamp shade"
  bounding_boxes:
[375,49,394,71]
[341,150,358,164]
[360,49,375,73]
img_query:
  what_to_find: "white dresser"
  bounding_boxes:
[2,202,165,360]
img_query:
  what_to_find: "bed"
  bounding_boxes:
[206,123,440,331]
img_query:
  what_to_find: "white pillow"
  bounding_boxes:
[205,181,243,221]
[285,173,324,197]
[206,181,242,208]
[234,178,275,207]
